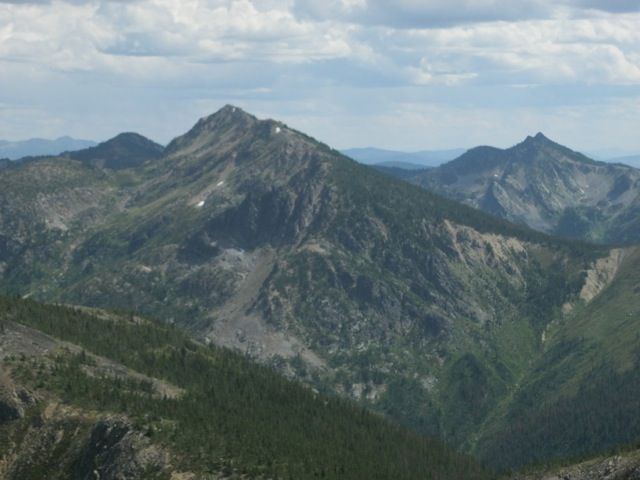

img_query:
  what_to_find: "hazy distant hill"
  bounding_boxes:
[0,136,96,160]
[587,147,640,166]
[2,107,640,472]
[342,146,466,168]
[608,154,640,168]
[65,132,164,169]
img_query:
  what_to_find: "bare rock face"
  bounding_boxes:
[0,371,38,423]
[0,397,21,423]
[1,405,170,480]
[73,417,167,480]
[0,388,37,422]
[0,319,177,479]
[1,368,169,479]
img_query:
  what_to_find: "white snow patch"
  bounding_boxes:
[196,200,205,207]
[216,181,224,187]
[275,127,281,134]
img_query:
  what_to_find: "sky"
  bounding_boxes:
[1,0,640,154]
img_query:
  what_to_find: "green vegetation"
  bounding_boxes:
[474,247,640,471]
[0,295,493,479]
[478,344,640,471]
[3,106,639,476]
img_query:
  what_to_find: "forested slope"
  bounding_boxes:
[0,295,492,479]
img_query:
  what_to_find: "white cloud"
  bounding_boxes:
[89,0,356,63]
[0,0,639,153]
[391,16,640,86]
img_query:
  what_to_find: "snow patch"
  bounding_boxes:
[196,200,205,207]
[275,127,281,134]
[216,181,224,187]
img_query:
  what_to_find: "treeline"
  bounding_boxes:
[0,295,493,479]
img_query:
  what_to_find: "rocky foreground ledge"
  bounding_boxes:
[511,448,640,480]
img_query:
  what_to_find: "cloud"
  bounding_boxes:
[4,0,636,85]
[93,0,358,64]
[1,0,639,153]
[385,16,640,87]
[0,0,366,90]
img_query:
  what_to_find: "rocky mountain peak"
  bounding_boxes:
[164,105,261,156]
[530,132,548,142]
[518,132,556,151]
[533,131,547,141]
[195,104,258,130]
[411,131,640,242]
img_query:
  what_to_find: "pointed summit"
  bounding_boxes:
[533,132,547,141]
[514,132,594,164]
[520,132,554,148]
[165,105,259,155]
[527,132,549,142]
[196,104,257,128]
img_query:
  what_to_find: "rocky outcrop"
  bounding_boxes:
[73,417,168,480]
[1,324,176,479]
[0,387,38,423]
[579,248,627,302]
[512,448,640,480]
[0,402,171,480]
[0,369,40,424]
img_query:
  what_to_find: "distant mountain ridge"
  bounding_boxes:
[0,136,97,160]
[608,154,640,168]
[65,132,164,169]
[409,133,640,244]
[342,146,466,168]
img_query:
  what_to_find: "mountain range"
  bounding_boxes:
[341,147,466,168]
[0,136,97,160]
[2,106,640,475]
